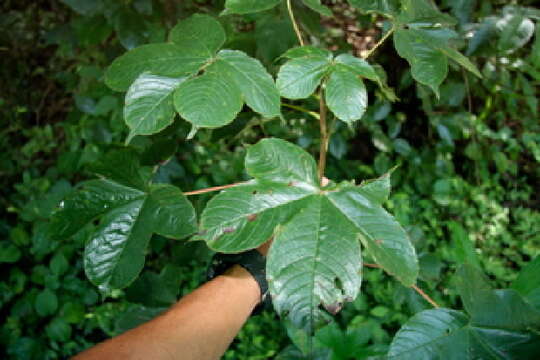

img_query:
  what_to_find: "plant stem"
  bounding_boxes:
[364,26,395,59]
[286,0,305,46]
[363,262,440,308]
[318,89,329,183]
[184,182,245,196]
[412,284,440,308]
[282,103,320,120]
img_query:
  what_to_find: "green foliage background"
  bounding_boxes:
[1,0,539,359]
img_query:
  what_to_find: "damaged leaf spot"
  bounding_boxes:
[223,227,236,233]
[323,302,343,315]
[247,214,258,221]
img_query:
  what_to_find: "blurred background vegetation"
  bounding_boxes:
[1,0,539,358]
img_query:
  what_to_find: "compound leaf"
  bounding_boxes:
[200,138,417,330]
[50,164,196,293]
[325,68,368,124]
[105,43,208,91]
[83,182,196,292]
[217,50,281,118]
[124,74,185,143]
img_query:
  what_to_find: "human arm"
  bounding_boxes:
[73,264,262,360]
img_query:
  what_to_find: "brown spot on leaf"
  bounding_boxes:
[223,227,236,234]
[324,302,343,315]
[375,239,383,245]
[247,214,257,222]
[287,181,297,187]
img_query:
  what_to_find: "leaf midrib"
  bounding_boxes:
[127,79,180,136]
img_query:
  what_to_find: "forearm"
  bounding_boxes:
[74,265,260,360]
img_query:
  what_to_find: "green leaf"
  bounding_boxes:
[397,0,455,25]
[105,44,208,91]
[334,54,379,81]
[84,183,196,292]
[168,14,225,57]
[497,13,535,53]
[245,138,318,185]
[358,172,392,204]
[173,64,243,128]
[438,47,482,78]
[448,221,480,268]
[268,195,361,331]
[222,0,281,15]
[89,149,150,191]
[512,257,540,310]
[200,139,417,330]
[325,68,368,124]
[60,0,103,16]
[50,253,69,276]
[35,289,58,316]
[50,176,196,293]
[216,50,281,118]
[277,55,331,99]
[347,0,399,16]
[0,241,21,263]
[281,46,332,60]
[394,29,448,97]
[327,184,418,286]
[124,74,184,143]
[389,308,540,359]
[302,0,332,17]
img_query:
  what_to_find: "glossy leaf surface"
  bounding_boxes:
[200,138,418,331]
[105,43,207,91]
[277,55,330,99]
[389,266,540,359]
[216,50,281,118]
[173,65,243,128]
[124,74,184,142]
[325,68,368,124]
[84,183,196,292]
[268,195,362,331]
[168,14,225,56]
[49,164,196,293]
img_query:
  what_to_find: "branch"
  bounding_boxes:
[286,0,305,46]
[362,262,440,308]
[412,284,440,308]
[364,26,395,59]
[317,89,329,183]
[282,103,320,120]
[184,182,245,196]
